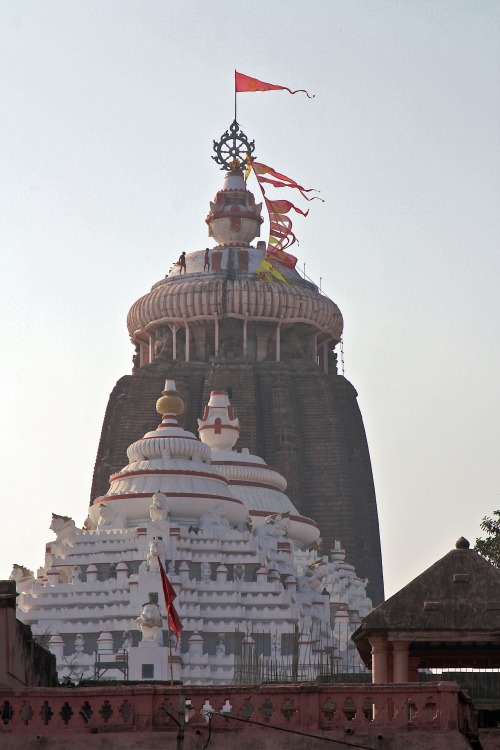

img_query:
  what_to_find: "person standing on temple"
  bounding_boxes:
[204,247,210,271]
[178,251,186,274]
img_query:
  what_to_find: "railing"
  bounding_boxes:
[0,682,474,737]
[93,649,129,681]
[420,669,500,702]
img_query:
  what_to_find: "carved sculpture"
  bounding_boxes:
[9,563,34,583]
[136,596,163,645]
[96,503,123,529]
[299,560,327,593]
[71,566,82,584]
[74,633,84,654]
[201,561,212,582]
[149,492,169,522]
[233,563,245,582]
[82,515,96,531]
[9,564,34,593]
[146,537,164,572]
[216,632,226,657]
[200,503,231,538]
[121,630,133,650]
[50,513,78,541]
[254,512,291,567]
[254,512,290,541]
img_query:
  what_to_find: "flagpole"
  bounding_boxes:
[167,617,174,687]
[234,69,237,122]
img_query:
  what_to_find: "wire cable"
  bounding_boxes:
[208,710,380,750]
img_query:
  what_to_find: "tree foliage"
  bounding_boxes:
[475,510,500,568]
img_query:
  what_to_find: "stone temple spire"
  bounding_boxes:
[91,120,385,605]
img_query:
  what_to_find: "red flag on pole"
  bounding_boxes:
[235,71,314,98]
[159,559,183,638]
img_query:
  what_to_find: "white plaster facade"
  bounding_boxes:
[13,383,372,684]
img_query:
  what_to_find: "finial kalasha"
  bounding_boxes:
[156,380,184,417]
[212,120,255,170]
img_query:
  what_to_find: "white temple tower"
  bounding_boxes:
[14,383,372,684]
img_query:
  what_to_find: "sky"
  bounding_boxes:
[0,0,499,600]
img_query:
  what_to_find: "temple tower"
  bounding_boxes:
[91,124,384,605]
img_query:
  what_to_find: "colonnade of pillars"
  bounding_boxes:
[136,318,335,373]
[369,637,412,683]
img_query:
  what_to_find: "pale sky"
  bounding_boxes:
[1,0,499,601]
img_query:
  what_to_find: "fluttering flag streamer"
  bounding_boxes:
[252,161,321,201]
[159,558,183,638]
[250,159,322,269]
[235,71,314,98]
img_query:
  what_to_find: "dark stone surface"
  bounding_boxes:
[353,544,500,666]
[355,544,500,633]
[90,358,384,606]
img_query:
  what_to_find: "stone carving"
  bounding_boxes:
[9,564,34,592]
[136,595,163,645]
[74,633,84,654]
[254,513,290,543]
[299,560,327,593]
[200,503,231,538]
[216,632,226,657]
[201,562,212,582]
[154,327,173,360]
[71,566,82,584]
[97,503,123,529]
[146,537,165,572]
[50,513,78,541]
[233,563,245,582]
[254,512,291,568]
[82,515,96,531]
[280,325,312,361]
[149,492,169,522]
[121,630,133,650]
[9,564,34,584]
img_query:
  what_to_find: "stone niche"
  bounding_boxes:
[280,324,313,362]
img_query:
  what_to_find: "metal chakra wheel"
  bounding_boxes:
[212,120,255,170]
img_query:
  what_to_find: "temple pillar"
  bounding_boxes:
[243,315,248,357]
[192,327,206,361]
[139,340,148,367]
[312,333,318,365]
[276,322,282,362]
[148,331,155,363]
[256,331,268,361]
[169,324,178,360]
[323,341,328,374]
[184,319,190,362]
[214,315,219,357]
[392,640,410,682]
[369,636,389,684]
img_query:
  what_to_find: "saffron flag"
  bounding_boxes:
[159,558,183,637]
[235,71,314,98]
[252,161,321,202]
[249,159,321,267]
